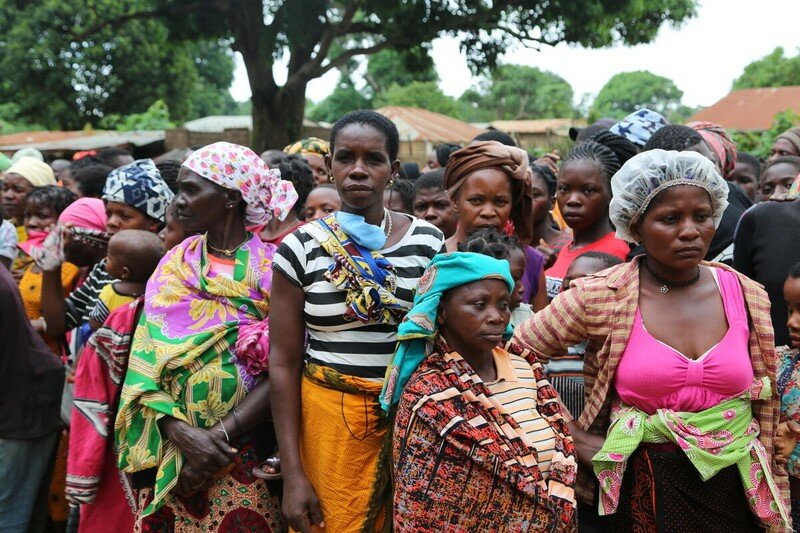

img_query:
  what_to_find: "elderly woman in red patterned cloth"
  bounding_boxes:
[381,251,577,532]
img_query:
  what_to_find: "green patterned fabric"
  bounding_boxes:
[114,234,274,516]
[592,377,789,529]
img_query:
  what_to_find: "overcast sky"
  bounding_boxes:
[229,0,799,109]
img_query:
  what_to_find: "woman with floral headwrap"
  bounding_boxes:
[515,150,790,532]
[114,142,296,531]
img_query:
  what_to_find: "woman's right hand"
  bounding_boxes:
[162,418,237,477]
[282,473,325,533]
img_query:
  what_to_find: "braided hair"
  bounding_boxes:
[588,130,638,167]
[561,140,621,184]
[531,164,557,196]
[457,227,523,260]
[24,185,76,216]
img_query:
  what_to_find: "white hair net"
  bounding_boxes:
[609,149,729,244]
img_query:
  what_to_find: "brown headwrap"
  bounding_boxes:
[775,127,800,157]
[443,141,534,244]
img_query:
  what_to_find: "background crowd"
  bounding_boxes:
[1,105,800,533]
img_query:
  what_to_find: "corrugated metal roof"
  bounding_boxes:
[375,106,485,143]
[490,119,584,135]
[182,115,329,133]
[0,130,164,151]
[689,87,800,130]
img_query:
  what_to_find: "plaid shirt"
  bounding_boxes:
[514,257,789,529]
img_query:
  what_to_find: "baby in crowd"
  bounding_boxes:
[87,230,164,330]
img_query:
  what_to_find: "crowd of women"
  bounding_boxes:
[1,108,800,533]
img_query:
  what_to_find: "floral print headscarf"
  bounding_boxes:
[183,142,298,226]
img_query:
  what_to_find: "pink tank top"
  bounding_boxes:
[615,268,753,415]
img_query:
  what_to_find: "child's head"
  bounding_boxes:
[304,184,341,221]
[557,141,620,233]
[383,178,414,215]
[23,185,76,233]
[785,262,800,351]
[413,169,458,238]
[105,229,164,282]
[562,251,623,292]
[159,201,195,252]
[759,156,800,201]
[458,227,526,309]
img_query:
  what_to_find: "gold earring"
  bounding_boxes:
[388,178,395,187]
[328,174,334,183]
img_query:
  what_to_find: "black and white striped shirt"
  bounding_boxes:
[273,216,444,379]
[65,260,115,329]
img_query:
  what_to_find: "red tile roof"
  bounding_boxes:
[375,106,485,143]
[689,87,800,130]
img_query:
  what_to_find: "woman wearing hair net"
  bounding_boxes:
[514,149,790,531]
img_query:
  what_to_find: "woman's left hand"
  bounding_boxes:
[775,421,800,466]
[174,464,214,498]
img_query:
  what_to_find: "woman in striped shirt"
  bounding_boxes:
[270,110,444,533]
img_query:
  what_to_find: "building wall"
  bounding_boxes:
[166,125,333,152]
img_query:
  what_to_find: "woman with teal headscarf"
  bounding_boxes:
[382,252,577,532]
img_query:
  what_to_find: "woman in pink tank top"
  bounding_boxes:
[514,150,790,532]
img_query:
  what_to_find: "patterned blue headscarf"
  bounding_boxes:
[379,252,515,410]
[102,159,174,222]
[610,108,669,147]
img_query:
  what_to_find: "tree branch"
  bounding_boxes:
[71,1,217,41]
[312,3,359,70]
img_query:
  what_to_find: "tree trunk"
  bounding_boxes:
[250,82,308,152]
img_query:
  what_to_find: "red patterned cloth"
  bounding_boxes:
[66,299,142,532]
[392,339,576,532]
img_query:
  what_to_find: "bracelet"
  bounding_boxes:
[218,419,231,443]
[232,408,242,434]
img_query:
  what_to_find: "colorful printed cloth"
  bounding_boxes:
[380,251,514,410]
[777,345,800,477]
[300,362,389,532]
[67,299,141,532]
[304,213,407,327]
[284,136,330,156]
[103,159,174,222]
[183,141,298,226]
[133,441,283,532]
[609,108,668,147]
[114,233,275,515]
[393,339,576,532]
[593,377,789,529]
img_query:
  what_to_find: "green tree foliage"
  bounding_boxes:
[0,104,46,135]
[589,71,684,121]
[365,48,438,94]
[99,100,175,131]
[732,47,800,90]
[458,65,574,121]
[0,1,237,130]
[307,76,371,123]
[730,110,800,159]
[374,82,459,116]
[2,0,698,150]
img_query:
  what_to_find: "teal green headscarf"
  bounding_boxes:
[379,252,515,410]
[0,153,11,172]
